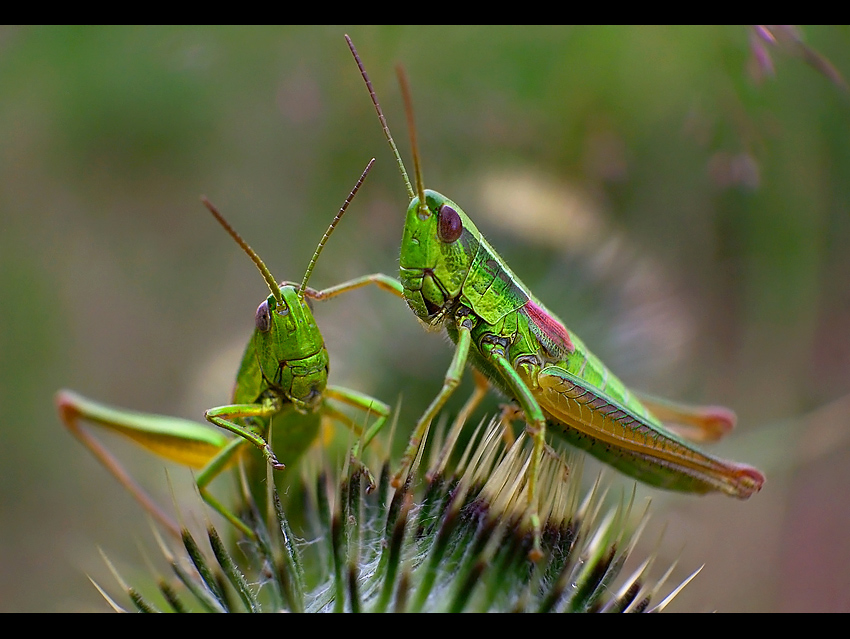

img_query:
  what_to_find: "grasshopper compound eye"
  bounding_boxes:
[255,300,272,332]
[255,297,288,333]
[437,204,463,243]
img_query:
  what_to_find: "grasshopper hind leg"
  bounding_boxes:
[57,391,183,539]
[57,389,266,539]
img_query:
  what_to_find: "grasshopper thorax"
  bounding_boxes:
[253,284,328,413]
[399,189,480,325]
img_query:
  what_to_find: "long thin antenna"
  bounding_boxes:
[345,34,415,202]
[299,158,376,295]
[201,196,283,306]
[395,66,427,216]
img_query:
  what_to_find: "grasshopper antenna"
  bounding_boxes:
[201,196,284,306]
[345,34,415,202]
[298,157,376,296]
[395,66,428,217]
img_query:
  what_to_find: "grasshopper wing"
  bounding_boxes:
[631,391,736,443]
[533,365,764,499]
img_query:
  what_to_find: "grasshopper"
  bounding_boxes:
[345,36,764,555]
[57,159,404,538]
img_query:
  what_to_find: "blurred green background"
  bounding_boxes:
[2,25,849,612]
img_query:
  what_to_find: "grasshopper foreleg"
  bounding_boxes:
[427,369,491,482]
[392,315,474,488]
[204,398,285,470]
[479,338,548,561]
[321,386,392,491]
[296,273,404,302]
[323,386,392,457]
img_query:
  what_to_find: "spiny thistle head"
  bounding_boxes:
[92,418,700,613]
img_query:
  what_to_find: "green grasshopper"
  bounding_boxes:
[57,159,403,538]
[345,36,764,555]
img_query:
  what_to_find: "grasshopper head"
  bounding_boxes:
[399,189,480,325]
[253,285,328,412]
